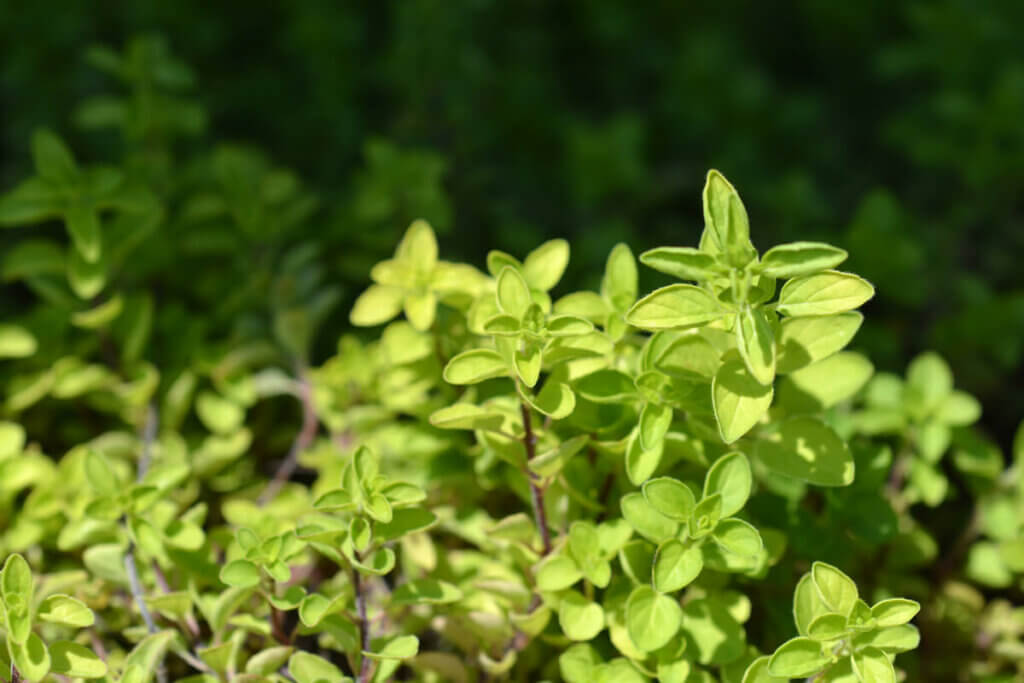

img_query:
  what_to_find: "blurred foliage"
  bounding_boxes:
[1,0,1023,439]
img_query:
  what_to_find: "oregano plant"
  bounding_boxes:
[0,37,1020,683]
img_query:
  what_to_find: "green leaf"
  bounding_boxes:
[2,239,65,280]
[626,284,723,330]
[123,631,177,682]
[514,344,543,388]
[712,519,763,559]
[559,590,606,641]
[497,266,532,318]
[198,641,238,675]
[403,290,436,331]
[0,178,64,225]
[755,417,854,486]
[638,402,672,451]
[524,380,576,419]
[37,594,94,627]
[9,633,51,681]
[767,637,828,677]
[851,625,920,654]
[523,239,570,291]
[625,428,664,487]
[703,451,752,517]
[642,477,696,522]
[0,324,38,358]
[555,291,608,320]
[396,219,438,271]
[652,539,703,592]
[688,494,723,539]
[486,250,521,277]
[374,508,438,542]
[70,294,124,329]
[536,553,583,592]
[619,540,655,585]
[289,651,347,683]
[298,594,334,627]
[758,242,848,279]
[742,656,786,683]
[621,492,680,544]
[870,598,920,627]
[735,307,776,386]
[363,634,420,660]
[547,315,594,337]
[602,243,638,311]
[811,562,858,615]
[220,559,261,588]
[364,491,394,523]
[851,647,895,683]
[429,403,505,431]
[776,271,874,317]
[32,129,78,183]
[905,351,953,418]
[67,248,106,299]
[530,434,589,478]
[65,204,102,263]
[935,390,981,426]
[2,553,34,643]
[640,247,719,282]
[569,521,612,587]
[350,284,404,326]
[806,613,848,641]
[712,360,773,444]
[392,579,463,605]
[245,646,295,675]
[702,170,752,265]
[443,349,508,384]
[782,352,874,410]
[482,314,522,336]
[575,369,637,403]
[350,517,372,552]
[49,641,107,678]
[559,643,602,683]
[626,585,682,652]
[145,591,194,621]
[678,598,747,665]
[196,391,245,434]
[776,312,863,373]
[0,421,26,458]
[793,573,831,636]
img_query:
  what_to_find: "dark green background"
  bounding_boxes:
[3,0,1023,440]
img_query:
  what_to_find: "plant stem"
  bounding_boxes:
[519,400,552,556]
[352,567,374,682]
[126,407,167,683]
[138,403,158,477]
[259,370,318,505]
[125,547,167,683]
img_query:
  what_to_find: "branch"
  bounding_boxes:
[125,406,167,683]
[519,400,552,556]
[259,372,318,506]
[124,548,167,683]
[352,566,375,683]
[137,403,158,478]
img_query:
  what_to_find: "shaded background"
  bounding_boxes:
[2,0,1023,442]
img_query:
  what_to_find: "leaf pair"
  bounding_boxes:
[350,220,486,330]
[1,554,106,681]
[751,562,920,681]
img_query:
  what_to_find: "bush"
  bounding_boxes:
[0,39,1021,683]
